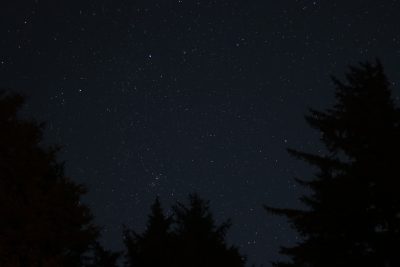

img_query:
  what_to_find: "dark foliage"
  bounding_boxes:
[172,194,245,267]
[265,60,400,267]
[123,197,173,267]
[85,242,120,267]
[124,194,245,267]
[0,91,99,266]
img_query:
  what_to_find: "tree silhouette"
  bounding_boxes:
[265,61,400,267]
[123,197,173,267]
[0,91,99,266]
[85,242,120,267]
[124,194,246,267]
[172,194,245,267]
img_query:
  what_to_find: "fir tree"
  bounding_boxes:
[265,61,400,267]
[124,194,246,267]
[123,197,173,267]
[172,194,245,267]
[85,242,120,267]
[0,91,99,266]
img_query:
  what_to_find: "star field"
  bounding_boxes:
[1,0,400,265]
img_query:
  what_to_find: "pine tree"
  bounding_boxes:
[265,61,400,267]
[0,91,99,266]
[123,197,173,267]
[124,194,246,267]
[172,194,245,267]
[85,242,120,267]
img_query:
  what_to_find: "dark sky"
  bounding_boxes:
[1,0,400,266]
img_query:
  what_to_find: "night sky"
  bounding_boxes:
[1,1,400,266]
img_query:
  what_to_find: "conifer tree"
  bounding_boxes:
[172,194,245,267]
[123,197,173,267]
[85,242,120,267]
[265,61,400,267]
[0,91,99,266]
[124,194,246,267]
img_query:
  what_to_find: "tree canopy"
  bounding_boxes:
[265,61,400,267]
[124,194,246,267]
[0,91,99,266]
